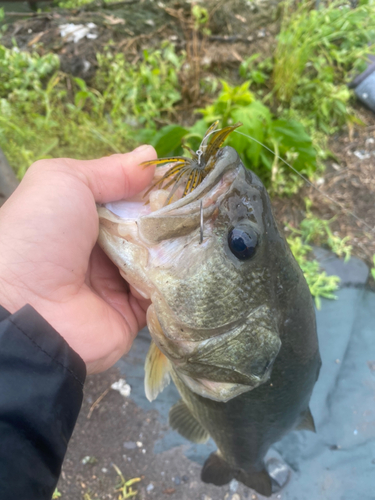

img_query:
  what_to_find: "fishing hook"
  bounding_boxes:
[199,200,203,244]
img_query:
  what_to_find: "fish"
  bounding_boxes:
[97,124,321,497]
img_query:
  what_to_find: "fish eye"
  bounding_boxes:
[228,227,258,260]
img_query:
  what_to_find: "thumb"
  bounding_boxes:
[30,145,157,204]
[77,145,157,203]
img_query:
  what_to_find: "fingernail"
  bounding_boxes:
[133,144,151,153]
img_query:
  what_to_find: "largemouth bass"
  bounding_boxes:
[97,125,321,497]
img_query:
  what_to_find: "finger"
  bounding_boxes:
[31,145,157,204]
[77,146,157,203]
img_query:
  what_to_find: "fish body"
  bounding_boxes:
[98,144,321,497]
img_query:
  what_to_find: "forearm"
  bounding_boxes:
[0,304,86,500]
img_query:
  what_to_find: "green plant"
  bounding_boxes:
[192,5,211,35]
[52,489,61,499]
[95,42,183,126]
[288,235,340,309]
[273,0,375,134]
[57,0,123,7]
[286,201,353,307]
[142,81,317,193]
[290,199,352,260]
[0,42,184,177]
[112,465,140,499]
[371,255,375,281]
[239,54,272,86]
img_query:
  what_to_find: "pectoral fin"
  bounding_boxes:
[144,341,171,402]
[296,407,316,433]
[169,400,210,444]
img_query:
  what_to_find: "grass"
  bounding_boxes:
[273,0,375,134]
[287,200,352,308]
[0,42,183,177]
[57,0,124,7]
[112,465,140,499]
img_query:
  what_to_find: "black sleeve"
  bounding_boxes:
[0,304,86,500]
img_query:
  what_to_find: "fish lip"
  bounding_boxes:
[142,146,240,215]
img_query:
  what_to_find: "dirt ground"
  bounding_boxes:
[1,3,374,499]
[273,104,375,268]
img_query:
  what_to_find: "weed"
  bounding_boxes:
[371,255,375,281]
[57,0,123,7]
[0,42,183,176]
[239,54,273,87]
[95,42,184,126]
[52,489,62,499]
[287,235,340,309]
[286,201,353,307]
[290,199,352,261]
[273,0,375,134]
[146,81,317,194]
[112,464,140,499]
[192,5,211,36]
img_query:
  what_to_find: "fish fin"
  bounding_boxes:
[201,451,234,486]
[296,407,316,433]
[237,467,273,497]
[201,452,273,497]
[144,341,171,402]
[169,400,210,444]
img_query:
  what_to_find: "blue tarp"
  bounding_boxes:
[117,252,375,499]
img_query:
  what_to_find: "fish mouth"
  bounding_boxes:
[100,147,241,236]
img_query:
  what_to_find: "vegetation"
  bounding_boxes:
[254,0,375,135]
[1,0,370,300]
[57,0,123,7]
[287,235,340,309]
[0,41,183,176]
[112,465,140,499]
[287,200,352,308]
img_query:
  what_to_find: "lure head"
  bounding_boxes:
[98,124,308,403]
[140,121,242,205]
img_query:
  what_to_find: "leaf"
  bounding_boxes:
[269,119,316,172]
[151,125,189,157]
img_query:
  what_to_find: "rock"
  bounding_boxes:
[229,479,239,492]
[123,441,137,450]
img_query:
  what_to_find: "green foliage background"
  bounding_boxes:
[1,0,372,300]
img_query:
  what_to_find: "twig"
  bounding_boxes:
[87,386,111,419]
[4,12,52,18]
[208,35,257,43]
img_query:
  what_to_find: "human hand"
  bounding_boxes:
[0,146,156,374]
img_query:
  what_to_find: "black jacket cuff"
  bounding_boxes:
[0,304,86,499]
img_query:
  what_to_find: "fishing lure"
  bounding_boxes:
[141,121,242,204]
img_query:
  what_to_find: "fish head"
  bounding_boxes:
[98,145,286,402]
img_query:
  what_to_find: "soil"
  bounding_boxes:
[0,3,374,498]
[272,104,375,267]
